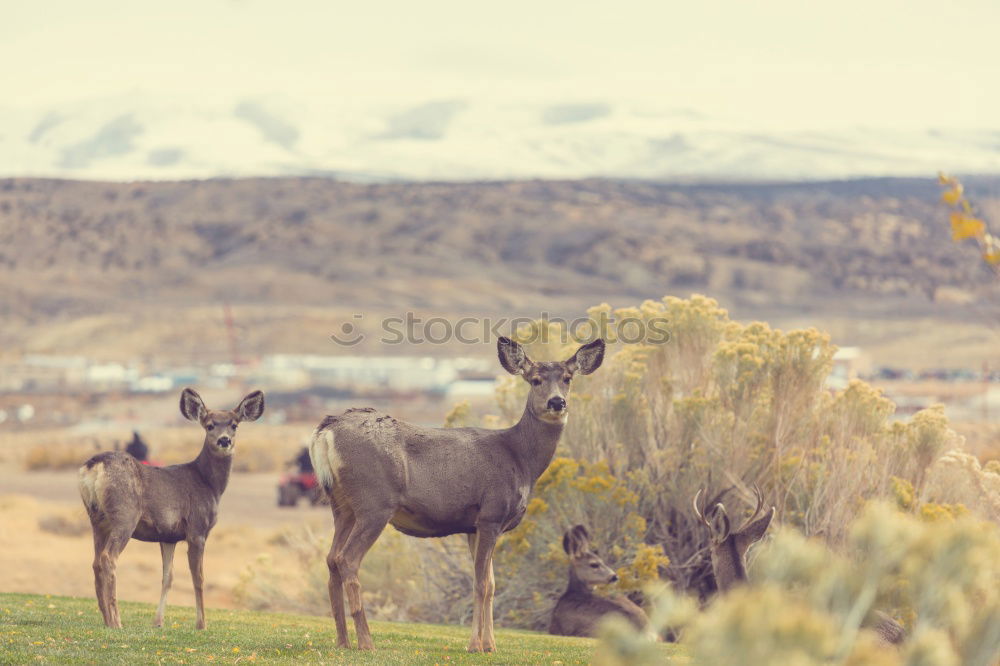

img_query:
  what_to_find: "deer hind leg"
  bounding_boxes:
[335,507,393,650]
[99,527,133,629]
[154,542,177,627]
[187,537,207,630]
[468,524,500,653]
[327,500,356,648]
[91,527,113,627]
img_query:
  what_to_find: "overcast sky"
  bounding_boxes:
[3,0,997,130]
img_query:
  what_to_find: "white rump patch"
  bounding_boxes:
[309,428,342,493]
[78,462,108,512]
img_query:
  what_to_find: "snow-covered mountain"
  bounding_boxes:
[2,96,998,181]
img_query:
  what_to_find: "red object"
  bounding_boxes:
[141,460,163,467]
[277,470,325,507]
[279,471,318,488]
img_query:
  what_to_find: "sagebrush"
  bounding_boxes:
[439,294,998,630]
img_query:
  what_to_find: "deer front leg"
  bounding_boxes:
[187,537,207,630]
[154,542,176,627]
[468,524,500,653]
[466,534,481,648]
[483,553,496,651]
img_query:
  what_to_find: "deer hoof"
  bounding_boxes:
[467,641,483,653]
[357,638,374,650]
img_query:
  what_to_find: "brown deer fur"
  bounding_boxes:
[692,486,905,646]
[309,337,605,652]
[78,388,264,629]
[548,525,650,637]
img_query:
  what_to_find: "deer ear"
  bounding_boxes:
[498,337,532,375]
[563,524,590,556]
[236,390,265,422]
[566,339,605,375]
[742,506,775,544]
[180,388,206,422]
[570,524,591,556]
[562,530,574,555]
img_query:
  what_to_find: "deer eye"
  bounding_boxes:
[230,422,238,430]
[562,376,572,384]
[206,424,214,431]
[590,563,600,568]
[530,377,542,386]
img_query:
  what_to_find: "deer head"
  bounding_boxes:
[180,388,265,457]
[498,337,605,424]
[563,524,619,586]
[693,484,775,592]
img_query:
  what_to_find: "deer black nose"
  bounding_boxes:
[610,573,619,583]
[547,396,566,411]
[217,436,232,448]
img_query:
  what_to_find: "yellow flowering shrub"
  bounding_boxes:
[442,399,472,428]
[493,456,669,630]
[891,477,916,511]
[598,503,1000,665]
[922,449,1000,524]
[547,295,981,599]
[439,295,991,632]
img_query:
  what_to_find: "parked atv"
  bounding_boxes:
[277,468,327,507]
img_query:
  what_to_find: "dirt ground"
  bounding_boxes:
[0,464,332,615]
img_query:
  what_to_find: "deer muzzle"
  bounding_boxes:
[547,396,567,412]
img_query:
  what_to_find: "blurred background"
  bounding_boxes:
[1,0,998,647]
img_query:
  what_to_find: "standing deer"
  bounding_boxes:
[692,486,904,645]
[78,388,264,629]
[548,525,651,637]
[309,336,605,652]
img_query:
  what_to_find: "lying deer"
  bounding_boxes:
[310,336,605,651]
[548,525,651,637]
[78,388,264,629]
[692,485,775,594]
[692,485,904,645]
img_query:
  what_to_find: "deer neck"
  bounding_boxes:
[710,541,747,593]
[565,566,593,597]
[193,446,233,497]
[507,405,565,482]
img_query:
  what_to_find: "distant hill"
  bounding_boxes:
[1,176,998,365]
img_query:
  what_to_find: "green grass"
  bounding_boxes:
[0,592,685,665]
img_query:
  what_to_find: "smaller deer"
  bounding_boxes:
[78,388,264,629]
[692,486,904,645]
[549,525,651,638]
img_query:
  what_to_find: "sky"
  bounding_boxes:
[3,0,998,131]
